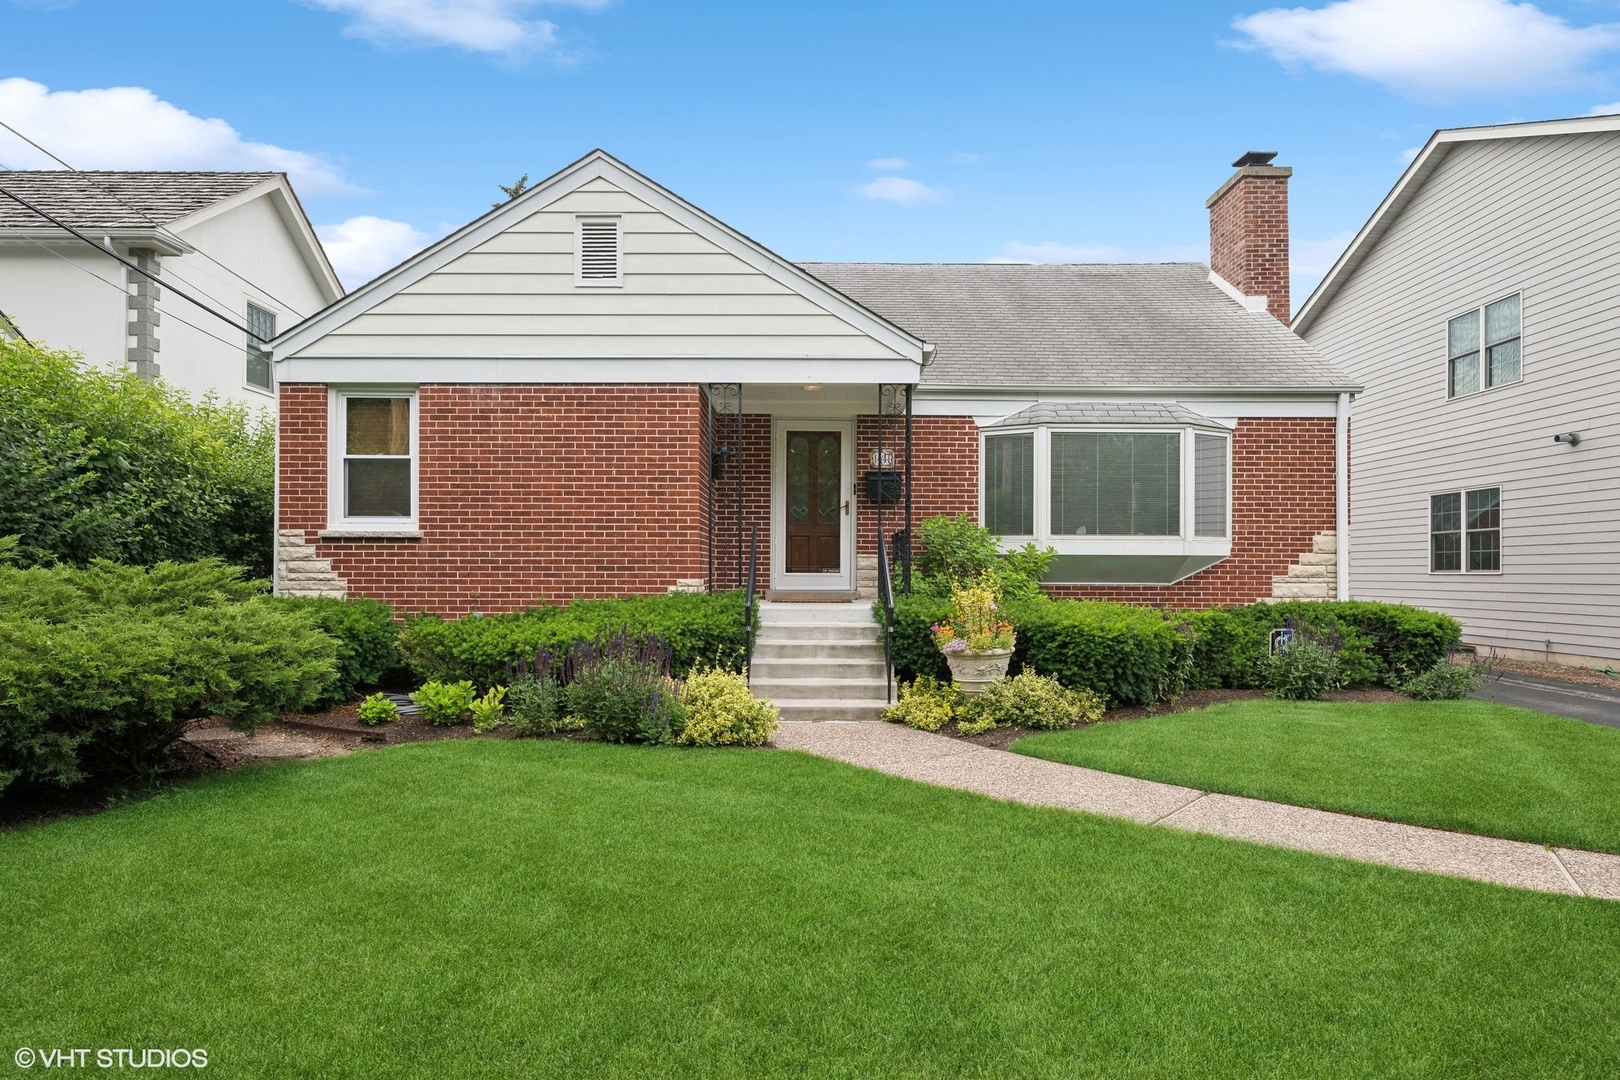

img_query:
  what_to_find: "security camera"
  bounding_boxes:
[1553,432,1581,446]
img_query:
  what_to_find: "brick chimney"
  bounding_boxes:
[1207,151,1292,327]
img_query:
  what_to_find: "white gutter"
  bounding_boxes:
[1336,391,1351,600]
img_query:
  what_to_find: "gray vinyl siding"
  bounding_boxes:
[309,178,900,360]
[1303,131,1620,661]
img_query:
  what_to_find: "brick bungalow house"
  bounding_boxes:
[270,150,1355,613]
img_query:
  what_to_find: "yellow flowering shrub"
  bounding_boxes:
[677,667,779,747]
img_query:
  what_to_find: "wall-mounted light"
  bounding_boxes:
[803,384,823,392]
[711,445,732,479]
[1553,432,1582,447]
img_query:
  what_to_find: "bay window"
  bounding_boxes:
[981,410,1232,584]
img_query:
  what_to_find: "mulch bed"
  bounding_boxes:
[274,701,519,745]
[943,686,1409,751]
[1479,657,1620,691]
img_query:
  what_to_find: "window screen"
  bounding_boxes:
[1431,492,1462,572]
[1466,487,1500,571]
[1432,487,1499,572]
[246,303,275,390]
[1050,432,1180,537]
[1484,295,1520,387]
[1447,310,1480,397]
[983,433,1034,536]
[344,397,411,518]
[1194,433,1228,538]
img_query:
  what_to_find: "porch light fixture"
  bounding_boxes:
[1553,432,1581,446]
[803,384,823,391]
[711,444,732,479]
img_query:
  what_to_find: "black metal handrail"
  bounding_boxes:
[877,530,896,704]
[743,523,758,681]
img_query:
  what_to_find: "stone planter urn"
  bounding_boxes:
[944,647,1014,696]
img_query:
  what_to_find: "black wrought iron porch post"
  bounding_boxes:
[735,384,744,593]
[903,384,913,596]
[875,385,886,582]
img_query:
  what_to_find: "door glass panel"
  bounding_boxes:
[787,435,810,523]
[816,435,840,523]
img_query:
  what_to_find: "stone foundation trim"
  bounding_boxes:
[276,530,348,599]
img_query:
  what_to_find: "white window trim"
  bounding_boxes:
[327,387,420,531]
[244,300,278,397]
[574,215,623,287]
[1446,291,1523,400]
[1427,485,1502,576]
[979,424,1232,557]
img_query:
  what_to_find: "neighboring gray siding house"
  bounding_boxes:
[0,171,342,409]
[1296,114,1620,667]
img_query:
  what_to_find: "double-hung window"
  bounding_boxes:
[337,392,416,523]
[1430,487,1500,572]
[246,303,275,391]
[1447,294,1520,397]
[981,415,1232,583]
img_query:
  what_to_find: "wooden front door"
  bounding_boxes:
[785,430,843,573]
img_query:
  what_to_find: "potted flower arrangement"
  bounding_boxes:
[931,579,1016,695]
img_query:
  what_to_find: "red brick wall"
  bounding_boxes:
[856,415,980,554]
[1042,417,1336,608]
[708,413,771,593]
[1208,167,1291,328]
[279,384,710,614]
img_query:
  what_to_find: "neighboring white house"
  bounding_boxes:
[0,171,342,409]
[1296,114,1620,668]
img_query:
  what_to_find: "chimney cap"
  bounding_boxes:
[1232,150,1279,168]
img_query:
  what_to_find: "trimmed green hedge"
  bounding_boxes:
[888,593,1461,707]
[1185,601,1462,690]
[271,596,402,709]
[0,560,336,795]
[396,591,753,688]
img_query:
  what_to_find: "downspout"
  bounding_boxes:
[1335,391,1351,600]
[270,356,280,597]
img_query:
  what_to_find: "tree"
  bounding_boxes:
[0,339,275,575]
[494,173,530,208]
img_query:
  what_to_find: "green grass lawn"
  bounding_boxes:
[1015,699,1620,854]
[3,741,1619,1078]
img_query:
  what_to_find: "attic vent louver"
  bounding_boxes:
[576,217,622,285]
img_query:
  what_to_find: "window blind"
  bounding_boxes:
[983,433,1034,536]
[1050,432,1180,536]
[1194,433,1228,537]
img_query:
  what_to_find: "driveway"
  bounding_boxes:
[1473,673,1620,729]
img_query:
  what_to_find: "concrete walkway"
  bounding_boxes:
[774,721,1620,900]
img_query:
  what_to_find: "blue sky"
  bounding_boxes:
[6,0,1620,304]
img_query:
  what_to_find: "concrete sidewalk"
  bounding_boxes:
[773,721,1620,900]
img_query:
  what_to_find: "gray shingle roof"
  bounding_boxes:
[985,402,1224,429]
[798,262,1349,389]
[0,171,274,229]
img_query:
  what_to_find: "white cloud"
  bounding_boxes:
[1233,0,1620,97]
[315,215,432,286]
[1589,101,1620,114]
[305,0,610,55]
[865,156,912,170]
[988,240,1207,264]
[1291,229,1356,276]
[857,176,942,205]
[1400,145,1422,164]
[0,78,354,194]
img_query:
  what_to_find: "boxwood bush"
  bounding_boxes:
[395,591,753,688]
[0,559,337,795]
[272,596,401,708]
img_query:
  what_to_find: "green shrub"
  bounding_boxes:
[1398,660,1484,701]
[274,596,401,709]
[1186,601,1460,690]
[888,595,953,684]
[506,674,577,736]
[563,633,685,745]
[882,676,962,732]
[410,681,477,726]
[469,685,508,733]
[909,515,1052,602]
[678,667,779,747]
[1012,597,1189,707]
[959,669,1106,734]
[0,561,337,794]
[1261,636,1340,701]
[396,591,751,688]
[357,693,400,726]
[0,339,274,576]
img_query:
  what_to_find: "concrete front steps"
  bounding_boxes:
[750,601,892,721]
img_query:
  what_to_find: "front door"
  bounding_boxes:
[785,430,843,574]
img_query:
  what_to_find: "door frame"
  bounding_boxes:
[770,417,855,591]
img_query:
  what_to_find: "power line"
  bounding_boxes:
[0,218,257,355]
[0,116,321,318]
[0,178,260,341]
[0,306,30,345]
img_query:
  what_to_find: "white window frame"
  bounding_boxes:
[1446,291,1522,399]
[244,301,277,397]
[574,215,623,287]
[327,387,419,531]
[1427,485,1502,575]
[978,424,1232,558]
